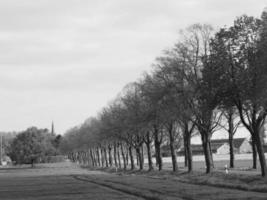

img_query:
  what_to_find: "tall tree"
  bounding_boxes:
[211,14,267,176]
[9,127,56,167]
[177,24,222,173]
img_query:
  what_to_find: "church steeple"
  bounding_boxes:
[51,121,55,135]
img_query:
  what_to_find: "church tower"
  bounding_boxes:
[51,121,55,135]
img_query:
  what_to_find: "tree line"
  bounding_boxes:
[60,10,267,177]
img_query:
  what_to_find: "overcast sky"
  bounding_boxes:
[0,0,267,134]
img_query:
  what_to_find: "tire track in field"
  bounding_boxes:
[72,175,183,200]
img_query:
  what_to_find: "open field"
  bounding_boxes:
[145,153,267,174]
[0,162,142,200]
[1,159,267,200]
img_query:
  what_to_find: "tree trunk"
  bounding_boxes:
[136,148,139,166]
[141,144,144,168]
[69,152,73,162]
[73,152,76,162]
[254,130,267,177]
[84,151,87,165]
[100,148,105,167]
[89,149,95,167]
[201,133,212,173]
[183,121,194,172]
[129,146,135,170]
[113,144,118,167]
[120,143,127,170]
[96,148,101,167]
[108,145,113,166]
[71,152,74,162]
[86,151,90,165]
[236,103,266,177]
[208,141,214,168]
[117,144,121,169]
[82,151,86,164]
[76,152,79,163]
[93,149,97,167]
[168,123,178,172]
[153,126,162,171]
[184,129,193,172]
[79,151,82,164]
[228,113,235,168]
[85,151,89,165]
[77,152,81,164]
[83,151,87,165]
[104,147,109,167]
[229,130,234,168]
[126,147,129,166]
[145,132,153,171]
[186,137,193,172]
[252,136,257,169]
[184,136,188,168]
[136,147,143,170]
[88,150,91,166]
[90,149,96,167]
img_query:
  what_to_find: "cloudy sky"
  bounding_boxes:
[0,0,266,134]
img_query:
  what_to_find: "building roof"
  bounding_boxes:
[178,138,247,153]
[211,138,246,149]
[189,143,222,151]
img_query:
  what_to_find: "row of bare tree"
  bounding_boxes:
[61,11,267,177]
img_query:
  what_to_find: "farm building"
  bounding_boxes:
[211,138,252,154]
[178,138,252,155]
[158,143,181,157]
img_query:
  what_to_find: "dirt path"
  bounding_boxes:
[0,161,266,200]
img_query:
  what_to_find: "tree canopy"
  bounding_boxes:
[9,127,58,167]
[61,9,267,177]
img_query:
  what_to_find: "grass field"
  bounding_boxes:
[146,153,267,174]
[1,158,267,200]
[0,162,142,200]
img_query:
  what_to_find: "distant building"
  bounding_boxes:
[178,138,252,155]
[216,143,230,154]
[211,138,252,154]
[160,143,180,157]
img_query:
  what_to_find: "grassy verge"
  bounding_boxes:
[83,166,267,193]
[173,171,267,193]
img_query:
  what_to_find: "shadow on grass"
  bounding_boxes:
[81,164,267,193]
